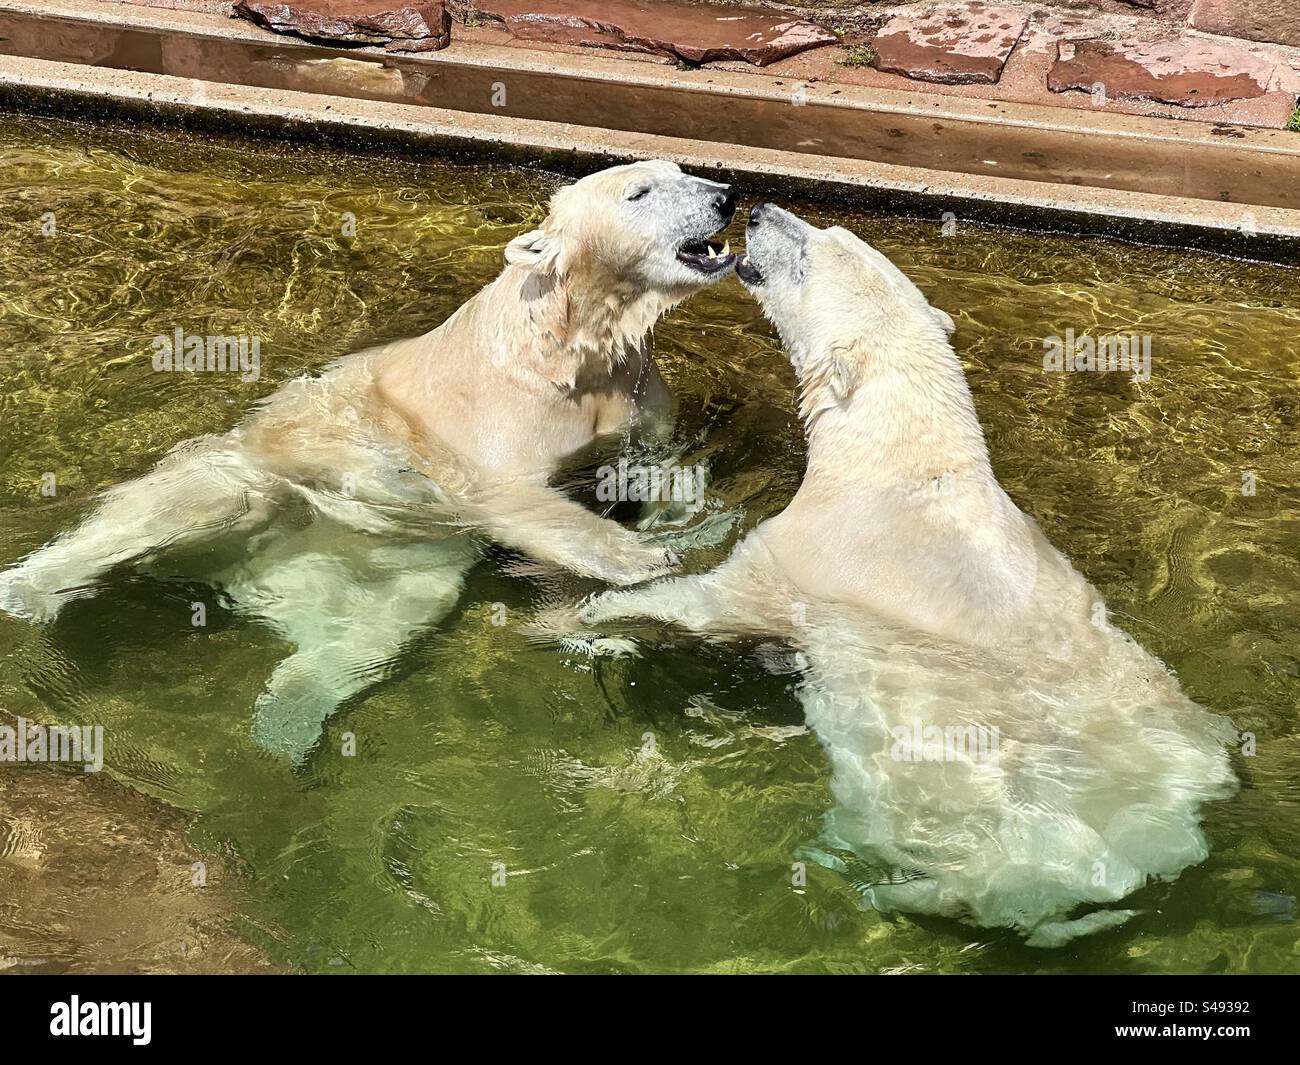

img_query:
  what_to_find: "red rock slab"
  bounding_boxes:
[1049,37,1276,108]
[461,0,836,67]
[233,0,452,52]
[1190,0,1300,50]
[870,4,1030,86]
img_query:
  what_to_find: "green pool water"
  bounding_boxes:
[1,114,1298,974]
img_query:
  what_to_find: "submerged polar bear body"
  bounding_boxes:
[797,608,1235,946]
[0,160,740,761]
[575,204,1237,944]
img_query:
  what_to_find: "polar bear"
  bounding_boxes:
[564,204,1238,945]
[0,160,739,763]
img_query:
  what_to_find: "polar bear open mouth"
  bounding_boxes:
[676,237,735,275]
[735,253,764,285]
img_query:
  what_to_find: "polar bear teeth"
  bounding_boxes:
[677,238,735,273]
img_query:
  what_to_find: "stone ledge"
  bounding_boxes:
[5,48,1298,262]
[756,5,1300,131]
[2,4,1299,214]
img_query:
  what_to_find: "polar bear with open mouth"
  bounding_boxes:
[0,160,738,762]
[568,204,1238,945]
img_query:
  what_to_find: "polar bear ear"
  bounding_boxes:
[931,307,956,335]
[505,228,562,274]
[825,342,862,403]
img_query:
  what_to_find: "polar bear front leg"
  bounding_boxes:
[465,479,677,586]
[578,538,786,639]
[578,576,721,632]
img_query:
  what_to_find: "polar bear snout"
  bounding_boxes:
[737,203,810,291]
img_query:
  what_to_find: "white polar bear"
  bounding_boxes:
[0,160,739,763]
[567,204,1238,946]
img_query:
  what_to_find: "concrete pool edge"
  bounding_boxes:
[6,0,1300,214]
[2,51,1299,264]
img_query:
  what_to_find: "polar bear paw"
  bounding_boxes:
[595,548,679,587]
[522,601,640,658]
[0,568,70,624]
[558,634,640,659]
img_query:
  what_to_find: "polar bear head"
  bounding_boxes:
[736,203,955,385]
[735,203,983,473]
[505,160,738,301]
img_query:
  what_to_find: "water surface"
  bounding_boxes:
[1,114,1298,973]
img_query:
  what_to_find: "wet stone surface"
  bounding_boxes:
[0,767,280,973]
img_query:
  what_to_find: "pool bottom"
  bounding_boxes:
[0,766,282,974]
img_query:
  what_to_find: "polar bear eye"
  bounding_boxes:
[625,186,650,202]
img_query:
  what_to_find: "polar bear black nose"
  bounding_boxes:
[714,187,738,221]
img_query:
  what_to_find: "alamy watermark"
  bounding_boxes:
[151,327,261,382]
[1043,329,1151,382]
[596,459,706,504]
[50,996,150,1045]
[0,717,104,773]
[890,719,999,764]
